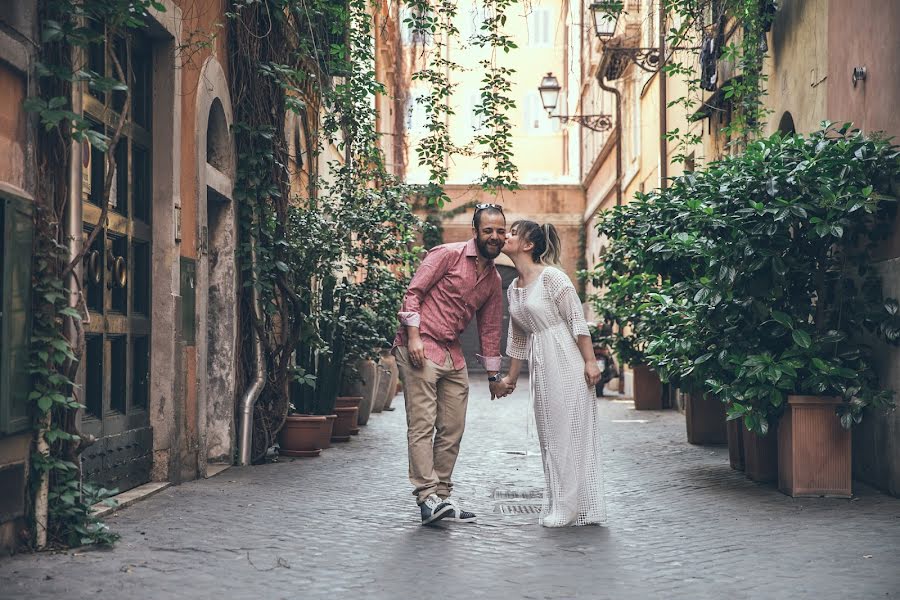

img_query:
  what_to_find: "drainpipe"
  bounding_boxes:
[596,53,622,209]
[596,52,624,393]
[658,5,668,191]
[238,208,266,466]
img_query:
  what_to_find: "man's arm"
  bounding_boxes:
[476,276,505,396]
[399,245,452,368]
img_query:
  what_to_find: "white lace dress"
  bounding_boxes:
[507,267,607,527]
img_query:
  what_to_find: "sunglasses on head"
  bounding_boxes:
[472,203,504,227]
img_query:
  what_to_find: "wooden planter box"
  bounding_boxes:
[743,423,778,483]
[777,396,851,498]
[632,364,663,410]
[685,394,727,445]
[727,418,745,471]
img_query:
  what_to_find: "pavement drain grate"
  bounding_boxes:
[491,488,544,500]
[494,502,543,515]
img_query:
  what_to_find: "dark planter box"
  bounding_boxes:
[685,394,727,445]
[727,418,745,471]
[743,423,778,483]
[632,364,663,410]
[778,396,851,498]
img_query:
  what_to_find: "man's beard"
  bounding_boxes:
[477,237,503,259]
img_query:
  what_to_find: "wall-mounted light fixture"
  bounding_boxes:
[590,1,663,78]
[852,66,867,88]
[537,73,613,132]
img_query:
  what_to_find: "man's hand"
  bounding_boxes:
[584,359,601,387]
[407,333,426,369]
[489,379,510,400]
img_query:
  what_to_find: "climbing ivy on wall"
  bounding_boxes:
[24,0,167,549]
[403,0,521,206]
[661,0,777,161]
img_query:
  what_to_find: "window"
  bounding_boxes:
[631,76,641,162]
[469,92,486,132]
[400,5,433,46]
[0,193,34,435]
[405,89,428,136]
[465,3,491,41]
[528,7,552,47]
[522,92,559,135]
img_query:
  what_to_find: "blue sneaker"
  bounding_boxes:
[420,494,453,525]
[443,497,477,523]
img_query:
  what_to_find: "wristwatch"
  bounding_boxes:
[487,373,503,382]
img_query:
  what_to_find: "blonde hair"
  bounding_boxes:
[511,220,562,266]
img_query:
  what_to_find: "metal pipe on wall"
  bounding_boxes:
[658,3,668,191]
[595,52,624,393]
[238,208,266,467]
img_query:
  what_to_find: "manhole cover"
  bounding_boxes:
[491,488,544,500]
[494,502,543,515]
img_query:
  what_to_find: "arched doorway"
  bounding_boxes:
[778,111,796,135]
[195,58,237,475]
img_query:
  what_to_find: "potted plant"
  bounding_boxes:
[285,275,347,454]
[671,125,899,491]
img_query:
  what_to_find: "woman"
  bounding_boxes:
[501,221,607,527]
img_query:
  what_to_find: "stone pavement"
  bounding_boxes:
[3,379,899,600]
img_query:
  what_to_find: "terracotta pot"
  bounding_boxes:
[332,406,359,442]
[727,418,745,471]
[743,422,778,483]
[319,414,336,450]
[343,359,378,426]
[777,396,851,498]
[380,353,400,411]
[371,364,387,414]
[279,415,328,457]
[373,365,392,413]
[632,364,663,410]
[685,394,727,445]
[336,396,362,435]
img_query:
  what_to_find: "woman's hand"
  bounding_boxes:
[501,376,517,395]
[584,360,601,387]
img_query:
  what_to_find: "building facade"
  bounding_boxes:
[0,0,405,553]
[578,0,900,495]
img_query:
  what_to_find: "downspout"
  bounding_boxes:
[238,208,266,466]
[658,5,668,191]
[596,53,622,209]
[595,51,624,393]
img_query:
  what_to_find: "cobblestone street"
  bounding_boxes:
[3,379,899,600]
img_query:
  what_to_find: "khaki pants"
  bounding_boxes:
[394,346,469,504]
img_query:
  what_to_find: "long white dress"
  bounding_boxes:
[506,266,607,527]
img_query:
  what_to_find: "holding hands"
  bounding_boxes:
[490,376,516,400]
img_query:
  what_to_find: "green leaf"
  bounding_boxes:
[792,329,811,348]
[771,311,793,330]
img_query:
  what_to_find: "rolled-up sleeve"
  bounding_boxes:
[399,245,451,328]
[475,275,503,371]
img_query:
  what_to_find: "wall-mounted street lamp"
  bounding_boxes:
[590,1,662,78]
[590,0,621,39]
[537,73,613,133]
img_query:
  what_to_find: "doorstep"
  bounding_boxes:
[91,481,172,518]
[205,463,231,479]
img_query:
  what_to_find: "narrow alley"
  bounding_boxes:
[3,380,898,600]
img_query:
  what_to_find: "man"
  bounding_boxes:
[394,204,511,525]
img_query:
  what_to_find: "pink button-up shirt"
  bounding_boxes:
[393,239,503,371]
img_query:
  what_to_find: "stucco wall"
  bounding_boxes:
[826,0,900,497]
[764,0,829,136]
